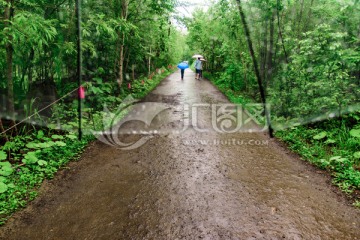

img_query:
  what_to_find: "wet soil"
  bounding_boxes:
[0,70,359,239]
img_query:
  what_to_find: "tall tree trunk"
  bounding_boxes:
[132,64,135,81]
[124,47,130,77]
[239,51,248,91]
[235,0,273,137]
[211,40,215,72]
[118,33,125,89]
[266,11,275,87]
[296,0,305,40]
[276,0,289,64]
[303,0,314,32]
[20,48,35,84]
[148,46,152,76]
[4,0,17,134]
[168,19,171,37]
[5,0,14,113]
[260,19,268,83]
[118,0,129,91]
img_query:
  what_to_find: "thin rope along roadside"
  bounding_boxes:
[0,88,80,135]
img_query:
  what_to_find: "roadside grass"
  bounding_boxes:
[275,120,360,203]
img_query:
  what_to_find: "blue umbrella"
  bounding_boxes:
[177,62,189,70]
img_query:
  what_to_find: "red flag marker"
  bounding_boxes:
[79,86,85,99]
[128,83,131,89]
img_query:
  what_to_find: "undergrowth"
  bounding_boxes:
[275,115,360,202]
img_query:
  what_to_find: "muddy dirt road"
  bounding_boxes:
[1,70,359,239]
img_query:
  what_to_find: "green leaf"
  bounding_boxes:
[0,182,8,193]
[23,152,39,164]
[51,135,64,140]
[26,142,40,149]
[54,141,66,147]
[93,77,103,84]
[319,159,330,166]
[350,129,360,138]
[3,141,16,151]
[62,124,73,130]
[65,134,77,140]
[2,166,13,174]
[37,160,48,166]
[48,124,57,130]
[330,156,347,163]
[68,122,78,127]
[0,161,11,167]
[37,130,45,139]
[0,151,6,161]
[38,142,54,148]
[325,139,336,144]
[0,176,6,182]
[313,131,327,140]
[0,168,13,177]
[0,162,14,177]
[354,152,360,159]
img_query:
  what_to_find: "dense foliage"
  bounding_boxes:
[0,0,183,121]
[186,0,359,121]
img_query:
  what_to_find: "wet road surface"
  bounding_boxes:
[0,70,359,239]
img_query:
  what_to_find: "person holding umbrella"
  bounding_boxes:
[177,61,189,80]
[199,58,206,79]
[194,57,202,80]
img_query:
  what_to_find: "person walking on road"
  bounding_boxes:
[177,61,189,80]
[180,69,185,80]
[195,57,202,80]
